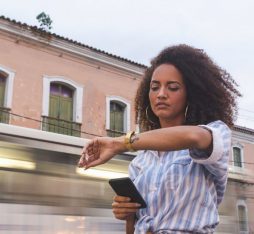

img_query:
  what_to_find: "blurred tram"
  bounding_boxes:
[0,124,244,233]
[0,123,134,233]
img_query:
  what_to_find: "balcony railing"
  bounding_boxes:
[42,116,81,137]
[0,107,10,124]
[106,129,126,137]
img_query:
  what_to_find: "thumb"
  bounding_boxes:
[84,159,102,169]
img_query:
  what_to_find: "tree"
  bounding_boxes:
[36,12,53,31]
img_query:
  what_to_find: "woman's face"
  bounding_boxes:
[149,64,187,127]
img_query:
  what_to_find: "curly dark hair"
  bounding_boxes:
[135,44,241,131]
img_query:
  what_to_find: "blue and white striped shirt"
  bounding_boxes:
[129,121,231,233]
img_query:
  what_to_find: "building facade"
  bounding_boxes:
[0,16,145,139]
[221,126,254,233]
[0,16,253,233]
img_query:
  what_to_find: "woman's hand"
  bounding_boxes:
[112,195,141,220]
[78,136,126,169]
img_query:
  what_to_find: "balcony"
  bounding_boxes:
[106,129,126,137]
[42,116,81,137]
[0,107,10,124]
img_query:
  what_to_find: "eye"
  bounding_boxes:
[150,86,159,91]
[168,87,179,91]
[168,85,180,91]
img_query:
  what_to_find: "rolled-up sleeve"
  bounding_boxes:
[189,120,231,177]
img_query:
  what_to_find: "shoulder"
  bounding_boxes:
[206,120,229,128]
[200,120,231,137]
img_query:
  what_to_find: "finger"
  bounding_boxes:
[92,139,100,159]
[81,147,87,155]
[87,141,94,155]
[113,208,139,214]
[85,139,97,155]
[87,140,100,161]
[84,158,103,169]
[84,152,93,162]
[79,142,93,167]
[87,154,100,164]
[114,213,135,220]
[114,213,129,220]
[79,149,94,167]
[113,195,131,202]
[93,139,99,153]
[112,202,141,209]
[81,140,93,154]
[78,154,87,167]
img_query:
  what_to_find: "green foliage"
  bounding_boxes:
[36,12,53,31]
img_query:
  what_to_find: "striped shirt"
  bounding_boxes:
[129,121,231,234]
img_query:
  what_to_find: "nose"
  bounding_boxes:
[157,87,167,99]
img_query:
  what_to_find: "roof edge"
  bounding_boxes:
[233,125,254,135]
[0,15,147,70]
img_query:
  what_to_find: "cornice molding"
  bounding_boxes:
[232,129,254,144]
[228,165,254,184]
[0,18,145,76]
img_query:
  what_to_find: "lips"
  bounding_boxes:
[156,102,170,108]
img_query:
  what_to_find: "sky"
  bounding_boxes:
[1,0,254,128]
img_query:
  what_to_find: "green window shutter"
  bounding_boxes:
[0,78,5,107]
[114,109,124,132]
[110,108,115,130]
[49,95,60,118]
[59,97,73,121]
[48,95,60,132]
[233,147,242,167]
[0,75,9,123]
[47,83,76,136]
[49,95,73,134]
[110,102,124,134]
[238,205,248,231]
[60,97,73,135]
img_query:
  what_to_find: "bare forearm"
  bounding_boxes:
[126,215,135,234]
[116,126,212,152]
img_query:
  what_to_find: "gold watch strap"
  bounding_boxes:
[124,131,136,152]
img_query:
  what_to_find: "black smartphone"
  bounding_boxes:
[109,177,147,208]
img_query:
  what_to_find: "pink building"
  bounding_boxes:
[0,16,144,138]
[0,16,253,233]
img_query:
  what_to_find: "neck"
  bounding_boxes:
[159,116,185,128]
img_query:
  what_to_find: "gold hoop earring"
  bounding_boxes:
[146,106,156,125]
[185,105,189,120]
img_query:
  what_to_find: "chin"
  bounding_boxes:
[156,112,172,119]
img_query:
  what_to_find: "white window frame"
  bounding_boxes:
[236,200,249,234]
[232,143,244,168]
[106,96,131,133]
[42,76,83,123]
[0,65,15,108]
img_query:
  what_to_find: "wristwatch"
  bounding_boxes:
[124,131,136,152]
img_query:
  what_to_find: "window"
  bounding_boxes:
[42,76,83,137]
[106,96,130,137]
[109,101,125,136]
[49,83,73,120]
[233,146,243,167]
[0,66,15,124]
[237,201,248,233]
[0,72,6,107]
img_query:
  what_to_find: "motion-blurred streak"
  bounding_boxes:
[0,124,133,233]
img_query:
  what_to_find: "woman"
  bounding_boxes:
[78,44,241,233]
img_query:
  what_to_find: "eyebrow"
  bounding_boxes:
[150,80,181,85]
